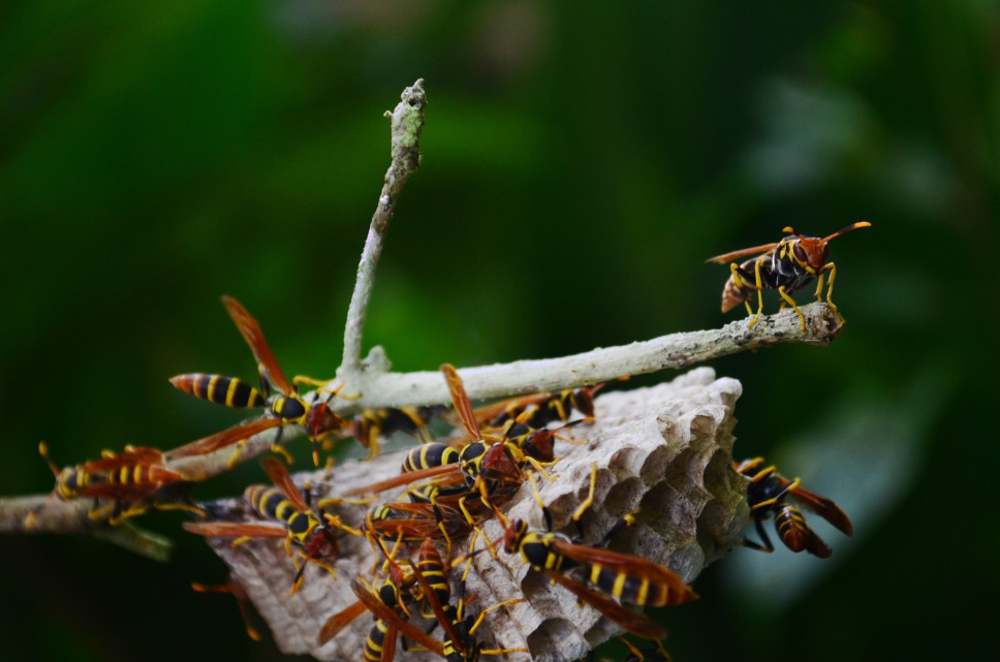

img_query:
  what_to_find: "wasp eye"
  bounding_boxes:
[793,243,807,262]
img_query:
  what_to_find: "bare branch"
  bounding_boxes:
[324,301,843,411]
[341,78,428,371]
[0,494,172,561]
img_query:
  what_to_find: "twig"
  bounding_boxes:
[320,301,844,410]
[341,78,427,372]
[0,494,172,561]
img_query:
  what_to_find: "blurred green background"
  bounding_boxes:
[1,1,997,660]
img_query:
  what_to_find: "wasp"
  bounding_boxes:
[348,405,447,460]
[706,222,872,330]
[170,296,348,466]
[472,383,606,431]
[501,465,696,641]
[406,538,527,662]
[35,442,197,525]
[184,457,360,594]
[736,457,853,558]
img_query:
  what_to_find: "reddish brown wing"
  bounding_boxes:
[341,464,463,497]
[183,521,288,538]
[317,600,367,645]
[471,393,550,426]
[260,457,310,513]
[166,418,282,459]
[441,364,481,442]
[549,539,696,605]
[786,482,853,535]
[705,242,779,264]
[544,570,667,641]
[350,578,445,657]
[221,295,294,396]
[381,624,398,662]
[410,562,467,657]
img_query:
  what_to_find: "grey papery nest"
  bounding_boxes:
[201,367,748,662]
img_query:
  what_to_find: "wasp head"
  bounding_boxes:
[502,518,528,554]
[305,401,345,439]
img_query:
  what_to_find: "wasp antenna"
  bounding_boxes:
[823,221,872,243]
[38,441,60,476]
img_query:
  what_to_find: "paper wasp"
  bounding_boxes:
[472,383,606,431]
[184,457,361,593]
[406,538,527,662]
[191,574,262,642]
[706,222,872,330]
[501,465,696,641]
[35,441,198,525]
[170,296,348,465]
[736,457,853,558]
[348,405,447,460]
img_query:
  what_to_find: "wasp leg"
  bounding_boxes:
[528,473,553,532]
[88,500,117,522]
[596,508,640,547]
[153,501,206,517]
[571,463,598,540]
[740,517,775,553]
[777,286,806,331]
[813,270,826,302]
[270,444,295,465]
[823,262,838,311]
[467,598,526,636]
[747,258,766,329]
[362,425,381,462]
[108,502,149,526]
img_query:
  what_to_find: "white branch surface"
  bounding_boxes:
[203,367,747,662]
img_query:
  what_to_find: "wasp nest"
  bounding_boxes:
[201,367,747,662]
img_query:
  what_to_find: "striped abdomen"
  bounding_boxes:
[584,563,675,607]
[245,485,315,542]
[363,618,391,662]
[171,373,265,409]
[417,539,451,605]
[402,442,459,473]
[775,505,810,552]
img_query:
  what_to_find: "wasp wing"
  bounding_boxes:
[544,570,667,641]
[784,480,853,535]
[341,464,463,498]
[166,418,282,459]
[441,364,482,442]
[705,242,779,264]
[317,600,367,645]
[410,559,467,658]
[549,539,697,605]
[221,295,294,396]
[350,578,445,657]
[260,457,311,513]
[182,521,288,538]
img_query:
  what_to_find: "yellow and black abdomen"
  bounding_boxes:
[585,563,671,607]
[402,442,459,473]
[171,373,265,408]
[245,485,314,542]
